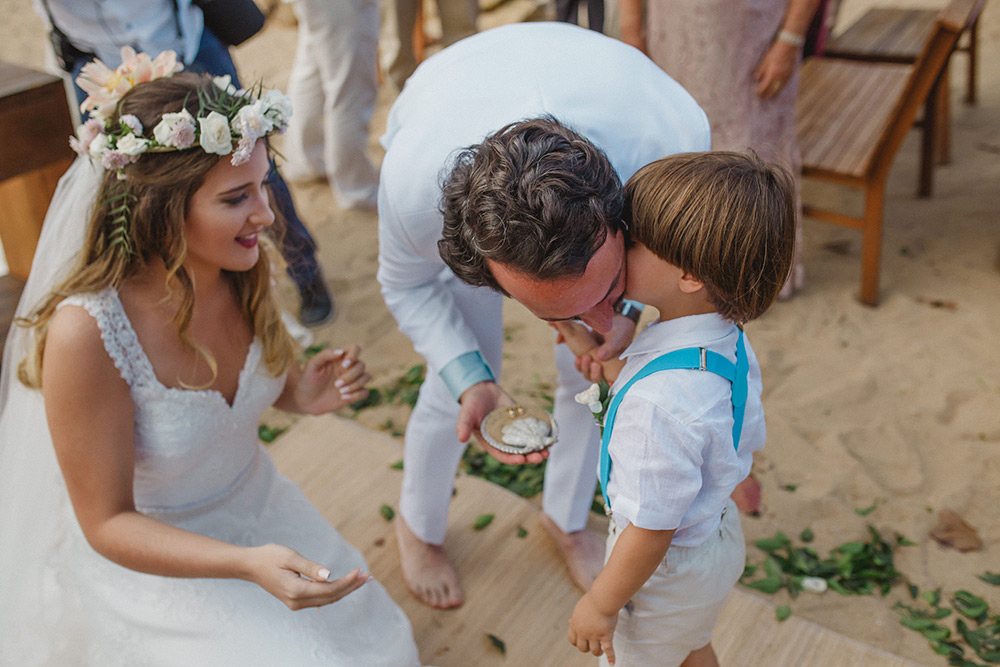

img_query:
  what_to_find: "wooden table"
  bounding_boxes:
[0,61,75,279]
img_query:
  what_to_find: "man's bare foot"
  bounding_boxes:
[395,517,464,609]
[540,513,605,591]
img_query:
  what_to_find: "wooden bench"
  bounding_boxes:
[822,2,986,196]
[0,61,75,280]
[796,0,981,306]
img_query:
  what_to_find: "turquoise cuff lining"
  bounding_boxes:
[439,351,496,402]
[623,299,645,312]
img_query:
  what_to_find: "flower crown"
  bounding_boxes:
[70,47,292,175]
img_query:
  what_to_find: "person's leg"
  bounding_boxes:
[435,0,478,48]
[555,0,579,24]
[294,0,379,209]
[70,57,91,111]
[265,167,334,326]
[379,0,419,93]
[586,0,605,32]
[283,2,329,183]
[397,277,503,609]
[541,341,605,590]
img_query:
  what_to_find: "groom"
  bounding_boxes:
[376,22,709,609]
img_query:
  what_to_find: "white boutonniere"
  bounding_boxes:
[574,378,611,434]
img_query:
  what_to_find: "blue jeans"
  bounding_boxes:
[71,28,320,287]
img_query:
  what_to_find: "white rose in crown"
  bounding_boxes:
[212,75,238,95]
[257,89,292,130]
[199,111,233,156]
[115,133,151,156]
[88,132,110,158]
[153,109,197,149]
[232,105,271,141]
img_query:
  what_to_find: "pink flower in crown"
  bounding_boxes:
[101,149,136,171]
[78,47,182,121]
[69,118,105,156]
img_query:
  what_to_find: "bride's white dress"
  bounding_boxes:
[41,287,420,666]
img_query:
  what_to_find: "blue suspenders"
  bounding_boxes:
[599,329,749,512]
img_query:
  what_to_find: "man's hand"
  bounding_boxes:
[568,592,619,664]
[457,381,550,465]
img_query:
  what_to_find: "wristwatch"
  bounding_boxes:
[614,299,643,325]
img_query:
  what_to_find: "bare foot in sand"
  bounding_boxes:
[395,517,464,609]
[540,513,605,591]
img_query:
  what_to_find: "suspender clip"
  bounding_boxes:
[698,347,707,371]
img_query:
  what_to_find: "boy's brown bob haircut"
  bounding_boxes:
[624,151,795,323]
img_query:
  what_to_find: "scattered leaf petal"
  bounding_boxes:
[929,509,983,552]
[487,633,506,654]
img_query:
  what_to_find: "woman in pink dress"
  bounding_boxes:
[620,0,819,297]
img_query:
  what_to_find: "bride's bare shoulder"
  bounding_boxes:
[43,302,121,390]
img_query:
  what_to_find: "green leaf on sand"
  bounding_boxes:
[487,634,506,654]
[855,502,879,516]
[977,572,1000,586]
[473,514,494,530]
[755,531,791,553]
[257,424,287,443]
[379,504,395,521]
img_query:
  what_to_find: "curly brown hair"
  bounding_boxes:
[438,116,624,294]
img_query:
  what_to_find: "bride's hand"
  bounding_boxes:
[243,543,371,610]
[293,345,370,414]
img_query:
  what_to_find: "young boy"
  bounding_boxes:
[558,151,795,667]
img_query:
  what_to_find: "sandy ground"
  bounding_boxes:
[2,1,998,664]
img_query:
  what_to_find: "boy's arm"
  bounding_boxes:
[552,321,627,383]
[568,524,674,663]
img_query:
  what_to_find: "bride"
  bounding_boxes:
[0,51,421,666]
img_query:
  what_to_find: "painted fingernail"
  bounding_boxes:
[318,567,331,581]
[341,359,352,368]
[332,349,343,355]
[334,379,344,388]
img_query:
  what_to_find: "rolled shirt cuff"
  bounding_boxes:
[439,351,496,401]
[622,299,645,314]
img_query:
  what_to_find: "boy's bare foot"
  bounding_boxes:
[540,513,605,591]
[395,517,464,609]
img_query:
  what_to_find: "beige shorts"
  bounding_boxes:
[600,499,745,667]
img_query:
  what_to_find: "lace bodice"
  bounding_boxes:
[59,288,286,515]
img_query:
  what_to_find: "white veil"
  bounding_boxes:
[0,157,104,664]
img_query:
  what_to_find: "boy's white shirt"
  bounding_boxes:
[605,313,765,547]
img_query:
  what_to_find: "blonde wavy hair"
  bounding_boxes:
[18,72,296,389]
